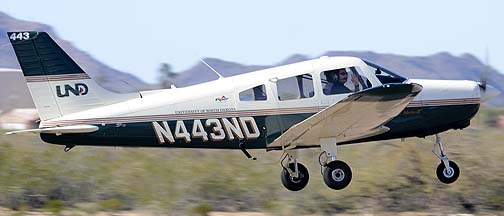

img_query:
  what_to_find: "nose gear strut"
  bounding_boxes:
[432,134,460,184]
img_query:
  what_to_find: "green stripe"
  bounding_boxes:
[40,104,479,149]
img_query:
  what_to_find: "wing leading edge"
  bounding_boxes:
[268,83,423,149]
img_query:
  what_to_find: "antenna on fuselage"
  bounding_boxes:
[120,79,143,98]
[200,58,224,79]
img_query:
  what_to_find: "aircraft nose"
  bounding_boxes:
[479,84,500,103]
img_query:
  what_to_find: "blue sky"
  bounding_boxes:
[2,1,502,83]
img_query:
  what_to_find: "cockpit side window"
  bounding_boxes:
[364,60,407,84]
[321,67,371,95]
[277,74,314,101]
[239,84,267,101]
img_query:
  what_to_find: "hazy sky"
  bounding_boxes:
[2,1,502,83]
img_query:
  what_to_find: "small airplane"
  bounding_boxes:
[5,31,500,191]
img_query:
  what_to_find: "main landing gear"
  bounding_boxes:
[279,138,352,191]
[280,151,309,191]
[278,134,459,191]
[319,138,352,190]
[432,134,460,184]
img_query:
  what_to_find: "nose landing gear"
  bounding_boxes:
[433,134,460,184]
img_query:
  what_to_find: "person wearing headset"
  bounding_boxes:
[323,68,352,94]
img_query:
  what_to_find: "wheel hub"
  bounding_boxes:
[290,176,302,183]
[331,169,345,182]
[443,167,454,178]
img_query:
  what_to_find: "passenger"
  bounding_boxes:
[349,67,370,92]
[323,69,351,95]
[323,71,335,95]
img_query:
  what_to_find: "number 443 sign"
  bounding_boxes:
[9,32,30,41]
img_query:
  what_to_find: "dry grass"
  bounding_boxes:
[0,107,503,215]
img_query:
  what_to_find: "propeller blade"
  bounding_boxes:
[480,47,489,92]
[480,84,500,103]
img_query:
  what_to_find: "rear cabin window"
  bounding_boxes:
[321,67,371,95]
[277,74,314,101]
[239,84,267,101]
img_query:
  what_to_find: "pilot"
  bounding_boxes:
[324,68,351,94]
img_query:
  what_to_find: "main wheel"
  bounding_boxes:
[281,163,309,191]
[323,160,352,190]
[436,160,460,184]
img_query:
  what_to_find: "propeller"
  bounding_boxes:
[478,50,488,92]
[477,49,500,103]
[472,49,500,132]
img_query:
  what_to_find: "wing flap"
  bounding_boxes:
[269,83,422,148]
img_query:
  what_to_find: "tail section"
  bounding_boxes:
[7,31,134,121]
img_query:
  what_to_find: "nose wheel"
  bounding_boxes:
[436,160,460,184]
[433,134,460,184]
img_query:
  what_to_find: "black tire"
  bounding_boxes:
[281,163,309,191]
[323,160,352,190]
[436,160,460,184]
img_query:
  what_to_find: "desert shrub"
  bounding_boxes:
[98,199,123,212]
[44,200,64,214]
[483,196,503,210]
[5,189,47,210]
[379,185,429,212]
[190,203,213,216]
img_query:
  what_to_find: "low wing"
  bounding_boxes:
[269,83,422,148]
[6,125,98,136]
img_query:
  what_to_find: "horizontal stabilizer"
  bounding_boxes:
[6,125,99,135]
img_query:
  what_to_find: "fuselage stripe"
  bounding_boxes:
[39,98,480,127]
[41,107,325,126]
[407,98,480,107]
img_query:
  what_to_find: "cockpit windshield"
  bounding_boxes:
[364,60,407,84]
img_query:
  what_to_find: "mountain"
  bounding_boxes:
[0,69,34,111]
[175,52,504,105]
[0,12,149,93]
[1,11,502,110]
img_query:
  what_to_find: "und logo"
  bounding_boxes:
[56,83,88,97]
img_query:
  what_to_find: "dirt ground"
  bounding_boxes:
[1,207,502,216]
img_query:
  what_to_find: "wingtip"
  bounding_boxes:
[411,83,423,94]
